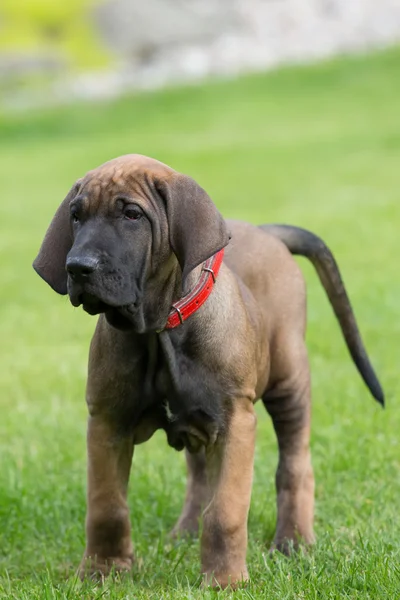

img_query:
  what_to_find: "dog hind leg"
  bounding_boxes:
[170,448,210,537]
[262,341,315,553]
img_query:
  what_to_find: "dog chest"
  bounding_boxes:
[132,333,226,453]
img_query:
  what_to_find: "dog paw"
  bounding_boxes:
[269,539,296,557]
[78,554,134,581]
[270,533,315,557]
[169,517,199,539]
[202,567,249,590]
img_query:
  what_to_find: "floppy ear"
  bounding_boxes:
[32,182,80,295]
[155,173,230,284]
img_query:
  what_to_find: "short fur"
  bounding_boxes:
[33,155,383,589]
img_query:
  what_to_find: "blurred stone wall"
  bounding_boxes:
[92,0,400,88]
[2,0,400,107]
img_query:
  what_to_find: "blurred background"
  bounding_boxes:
[1,0,400,109]
[1,2,400,598]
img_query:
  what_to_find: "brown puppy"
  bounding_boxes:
[33,155,383,589]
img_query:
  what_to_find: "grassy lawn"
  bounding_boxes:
[0,47,399,599]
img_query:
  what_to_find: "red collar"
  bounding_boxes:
[164,248,225,330]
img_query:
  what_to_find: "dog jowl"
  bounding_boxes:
[33,154,384,589]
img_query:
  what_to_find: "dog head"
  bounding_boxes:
[33,155,229,332]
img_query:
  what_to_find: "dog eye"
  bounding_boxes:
[124,206,143,221]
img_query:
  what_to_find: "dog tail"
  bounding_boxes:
[260,224,384,406]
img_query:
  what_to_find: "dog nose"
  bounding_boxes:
[66,256,99,280]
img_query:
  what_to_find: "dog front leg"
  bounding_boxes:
[79,415,134,579]
[201,398,256,589]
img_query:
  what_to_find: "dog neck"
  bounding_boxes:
[108,251,224,335]
[162,249,225,331]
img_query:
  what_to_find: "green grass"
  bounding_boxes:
[1,47,400,599]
